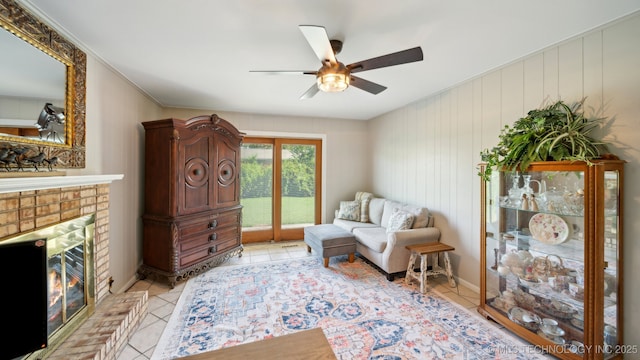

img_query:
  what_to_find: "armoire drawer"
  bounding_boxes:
[178,211,240,238]
[179,236,241,267]
[179,225,239,253]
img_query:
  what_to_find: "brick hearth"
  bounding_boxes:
[47,291,148,360]
[0,175,147,359]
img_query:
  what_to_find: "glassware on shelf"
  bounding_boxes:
[539,317,567,344]
[543,187,564,213]
[522,174,534,195]
[563,187,585,215]
[604,325,617,350]
[522,175,544,197]
[491,248,499,270]
[538,180,547,201]
[508,173,522,206]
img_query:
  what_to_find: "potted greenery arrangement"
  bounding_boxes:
[478,99,611,181]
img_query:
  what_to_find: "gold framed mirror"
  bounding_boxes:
[0,0,86,169]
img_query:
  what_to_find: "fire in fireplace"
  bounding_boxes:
[0,214,95,359]
[47,238,86,335]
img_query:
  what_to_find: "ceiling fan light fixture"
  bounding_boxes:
[316,63,350,92]
[317,73,349,92]
[252,26,424,99]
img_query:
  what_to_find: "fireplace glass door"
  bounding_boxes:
[44,215,95,341]
[47,231,87,334]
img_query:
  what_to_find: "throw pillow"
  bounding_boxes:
[401,204,430,228]
[381,200,404,228]
[386,208,415,233]
[337,200,361,221]
[355,191,374,223]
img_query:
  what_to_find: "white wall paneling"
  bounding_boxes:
[523,53,545,111]
[501,61,524,127]
[558,38,584,101]
[543,47,560,101]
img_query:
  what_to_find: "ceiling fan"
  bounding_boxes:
[251,25,424,99]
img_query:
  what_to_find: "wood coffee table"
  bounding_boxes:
[177,327,336,360]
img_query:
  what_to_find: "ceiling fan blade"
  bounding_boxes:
[299,25,337,64]
[299,83,320,100]
[250,70,317,75]
[347,47,423,74]
[349,76,387,95]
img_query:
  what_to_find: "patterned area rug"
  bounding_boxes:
[152,256,546,360]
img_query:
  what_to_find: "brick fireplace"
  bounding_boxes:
[0,175,148,359]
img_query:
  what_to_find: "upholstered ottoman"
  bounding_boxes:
[304,224,357,267]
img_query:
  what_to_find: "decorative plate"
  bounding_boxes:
[529,213,570,245]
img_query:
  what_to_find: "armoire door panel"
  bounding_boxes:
[178,135,214,214]
[215,135,240,208]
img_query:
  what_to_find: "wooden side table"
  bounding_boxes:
[405,242,457,293]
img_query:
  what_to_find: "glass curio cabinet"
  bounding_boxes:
[478,160,625,359]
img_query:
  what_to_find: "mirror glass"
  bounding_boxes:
[0,0,86,169]
[0,28,68,143]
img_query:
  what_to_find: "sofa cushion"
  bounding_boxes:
[353,227,388,253]
[368,198,386,225]
[333,218,380,232]
[381,200,404,228]
[401,204,430,228]
[355,191,374,223]
[337,200,360,221]
[386,208,415,233]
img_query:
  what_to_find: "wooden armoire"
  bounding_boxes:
[139,114,244,287]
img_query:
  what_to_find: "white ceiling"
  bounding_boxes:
[21,0,640,120]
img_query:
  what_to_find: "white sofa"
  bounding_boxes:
[333,196,440,280]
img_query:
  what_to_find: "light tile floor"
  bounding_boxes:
[115,240,485,360]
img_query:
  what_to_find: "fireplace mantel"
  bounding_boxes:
[0,174,124,193]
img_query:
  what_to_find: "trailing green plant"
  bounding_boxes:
[478,99,609,181]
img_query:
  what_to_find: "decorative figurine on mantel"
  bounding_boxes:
[0,145,61,172]
[44,156,60,171]
[23,152,47,171]
[0,150,21,171]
